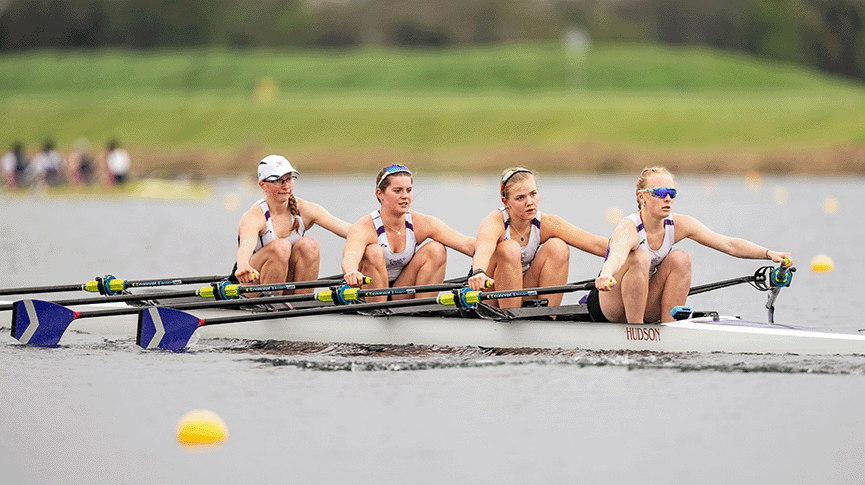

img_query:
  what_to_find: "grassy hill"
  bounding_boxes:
[1,43,863,176]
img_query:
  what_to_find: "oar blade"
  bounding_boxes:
[10,300,77,346]
[137,307,201,351]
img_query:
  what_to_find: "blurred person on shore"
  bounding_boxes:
[104,139,131,185]
[30,139,65,187]
[1,141,28,188]
[69,138,96,186]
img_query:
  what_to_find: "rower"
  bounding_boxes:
[341,164,476,301]
[233,155,350,295]
[467,167,608,308]
[589,166,794,324]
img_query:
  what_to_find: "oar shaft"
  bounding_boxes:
[76,292,320,319]
[0,284,84,296]
[200,296,441,326]
[0,289,201,312]
[123,275,226,288]
[688,276,754,296]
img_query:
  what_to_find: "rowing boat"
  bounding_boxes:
[5,297,865,356]
[6,264,864,355]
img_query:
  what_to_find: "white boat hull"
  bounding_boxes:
[5,302,865,356]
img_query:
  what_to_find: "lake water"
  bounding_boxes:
[1,173,864,484]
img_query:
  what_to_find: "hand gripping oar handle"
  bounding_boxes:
[437,280,597,308]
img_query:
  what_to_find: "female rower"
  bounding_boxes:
[467,167,608,308]
[342,164,476,301]
[590,166,793,324]
[234,155,350,294]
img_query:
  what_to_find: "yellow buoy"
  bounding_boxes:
[810,254,834,273]
[176,410,228,445]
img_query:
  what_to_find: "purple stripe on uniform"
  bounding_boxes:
[636,223,644,232]
[376,225,386,236]
[665,219,674,226]
[264,210,270,220]
[532,218,541,229]
[405,221,414,231]
[504,220,511,230]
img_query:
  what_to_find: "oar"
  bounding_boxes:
[687,262,793,296]
[139,279,595,351]
[0,275,350,313]
[198,278,347,299]
[9,292,329,347]
[0,274,227,297]
[138,296,444,351]
[7,276,358,345]
[315,280,488,304]
[437,279,596,307]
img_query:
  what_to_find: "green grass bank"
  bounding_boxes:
[2,43,864,176]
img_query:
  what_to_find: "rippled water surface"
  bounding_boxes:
[2,174,864,484]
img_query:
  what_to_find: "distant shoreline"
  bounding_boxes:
[125,143,865,178]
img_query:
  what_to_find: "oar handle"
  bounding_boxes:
[84,274,228,295]
[316,282,463,304]
[197,278,352,299]
[437,281,596,307]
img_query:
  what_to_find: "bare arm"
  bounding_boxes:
[299,199,350,238]
[467,211,505,290]
[341,215,376,286]
[595,219,640,291]
[413,212,476,257]
[675,214,793,266]
[541,213,608,257]
[235,205,266,284]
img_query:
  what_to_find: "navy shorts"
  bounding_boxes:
[586,289,609,323]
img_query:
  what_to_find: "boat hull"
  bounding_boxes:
[5,302,864,355]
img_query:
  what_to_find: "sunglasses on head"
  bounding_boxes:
[640,187,677,199]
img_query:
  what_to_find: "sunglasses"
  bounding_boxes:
[640,187,677,199]
[377,164,412,187]
[265,174,298,185]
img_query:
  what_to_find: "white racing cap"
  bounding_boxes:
[258,155,299,181]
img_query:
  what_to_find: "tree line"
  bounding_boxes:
[1,0,863,81]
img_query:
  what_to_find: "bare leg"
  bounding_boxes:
[391,241,447,299]
[248,239,292,297]
[358,243,389,302]
[644,250,691,323]
[286,237,321,295]
[490,239,524,309]
[523,237,570,307]
[598,249,652,323]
